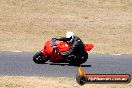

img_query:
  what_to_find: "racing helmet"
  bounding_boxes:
[66,32,74,38]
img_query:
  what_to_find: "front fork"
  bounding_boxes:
[40,50,49,61]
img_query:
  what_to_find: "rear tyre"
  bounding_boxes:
[69,53,88,66]
[33,52,48,64]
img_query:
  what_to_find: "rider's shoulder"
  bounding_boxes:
[74,36,82,41]
[74,36,80,39]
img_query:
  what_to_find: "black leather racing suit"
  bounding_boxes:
[57,36,88,60]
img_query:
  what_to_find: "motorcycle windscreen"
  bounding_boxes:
[85,44,94,51]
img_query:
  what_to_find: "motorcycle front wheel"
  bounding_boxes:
[33,52,48,64]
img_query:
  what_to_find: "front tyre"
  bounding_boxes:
[33,52,48,64]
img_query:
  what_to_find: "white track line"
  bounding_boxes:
[112,54,121,55]
[11,51,122,55]
[12,51,22,52]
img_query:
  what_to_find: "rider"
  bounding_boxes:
[53,32,88,61]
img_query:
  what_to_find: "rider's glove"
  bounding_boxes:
[52,38,56,40]
[52,38,59,40]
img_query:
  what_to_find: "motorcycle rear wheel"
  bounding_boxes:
[69,53,88,66]
[33,52,48,64]
[69,58,87,66]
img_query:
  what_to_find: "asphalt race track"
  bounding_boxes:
[0,51,132,77]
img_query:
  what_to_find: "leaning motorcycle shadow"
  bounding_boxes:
[47,63,91,67]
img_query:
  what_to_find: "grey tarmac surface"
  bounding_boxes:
[0,51,132,77]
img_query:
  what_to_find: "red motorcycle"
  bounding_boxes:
[33,39,94,65]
